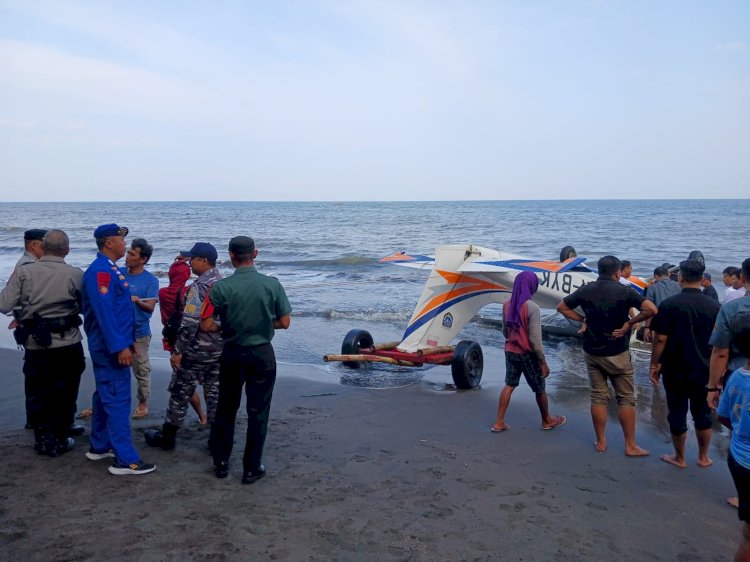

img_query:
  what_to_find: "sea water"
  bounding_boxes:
[0,200,747,403]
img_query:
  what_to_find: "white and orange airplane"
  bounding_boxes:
[327,244,698,389]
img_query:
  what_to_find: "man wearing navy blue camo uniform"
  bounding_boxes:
[145,242,223,451]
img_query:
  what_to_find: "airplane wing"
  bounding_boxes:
[378,252,435,269]
[459,256,592,274]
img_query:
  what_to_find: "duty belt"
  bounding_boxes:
[21,314,82,333]
[15,314,82,348]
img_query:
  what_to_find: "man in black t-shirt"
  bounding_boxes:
[558,255,657,456]
[649,259,720,469]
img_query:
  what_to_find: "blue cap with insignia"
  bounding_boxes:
[93,224,129,238]
[183,242,218,263]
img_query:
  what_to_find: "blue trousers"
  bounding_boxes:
[89,354,140,465]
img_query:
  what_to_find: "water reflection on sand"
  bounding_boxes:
[543,337,729,455]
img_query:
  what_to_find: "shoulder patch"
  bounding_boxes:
[96,272,111,294]
[200,293,215,319]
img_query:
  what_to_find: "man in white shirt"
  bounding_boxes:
[724,267,747,303]
[618,260,633,287]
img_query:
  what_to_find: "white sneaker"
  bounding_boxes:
[85,449,115,461]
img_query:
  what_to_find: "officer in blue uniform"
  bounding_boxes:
[81,223,156,476]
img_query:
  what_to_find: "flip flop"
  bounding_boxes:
[77,408,93,419]
[542,415,567,430]
[490,426,510,433]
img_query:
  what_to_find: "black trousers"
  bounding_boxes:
[663,375,713,436]
[23,342,85,441]
[210,343,276,471]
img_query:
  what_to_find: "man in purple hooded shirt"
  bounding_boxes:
[491,271,566,433]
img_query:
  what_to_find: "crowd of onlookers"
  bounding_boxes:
[495,254,750,561]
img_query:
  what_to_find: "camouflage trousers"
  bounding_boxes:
[166,353,220,428]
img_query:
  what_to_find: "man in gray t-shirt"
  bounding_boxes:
[644,266,681,342]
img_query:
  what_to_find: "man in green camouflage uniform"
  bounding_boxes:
[144,243,222,450]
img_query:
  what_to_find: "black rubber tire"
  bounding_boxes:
[341,329,374,369]
[560,245,577,262]
[687,250,705,266]
[451,340,483,389]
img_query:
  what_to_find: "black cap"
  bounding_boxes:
[228,236,255,255]
[183,242,218,263]
[24,229,47,241]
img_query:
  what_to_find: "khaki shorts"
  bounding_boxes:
[583,350,636,407]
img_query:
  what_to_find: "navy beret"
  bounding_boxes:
[93,223,129,239]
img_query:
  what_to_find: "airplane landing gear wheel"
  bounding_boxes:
[451,340,483,389]
[560,245,577,262]
[341,329,374,369]
[687,250,705,266]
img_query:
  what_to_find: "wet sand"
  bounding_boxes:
[0,347,740,561]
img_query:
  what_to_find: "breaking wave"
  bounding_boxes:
[259,256,378,267]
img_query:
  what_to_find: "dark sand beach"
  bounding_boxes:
[0,347,740,561]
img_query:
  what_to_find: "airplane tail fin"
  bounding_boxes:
[397,245,510,352]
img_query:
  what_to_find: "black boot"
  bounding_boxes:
[47,437,75,458]
[144,422,178,451]
[143,429,162,447]
[241,465,266,485]
[33,429,49,456]
[160,422,178,450]
[214,461,229,479]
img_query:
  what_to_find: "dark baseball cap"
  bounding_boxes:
[228,236,255,255]
[24,229,47,241]
[93,223,129,238]
[183,242,217,262]
[703,272,712,281]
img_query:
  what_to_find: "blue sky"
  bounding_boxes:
[0,1,747,201]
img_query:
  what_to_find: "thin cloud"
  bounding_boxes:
[0,39,212,119]
[0,117,36,130]
[714,41,748,52]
